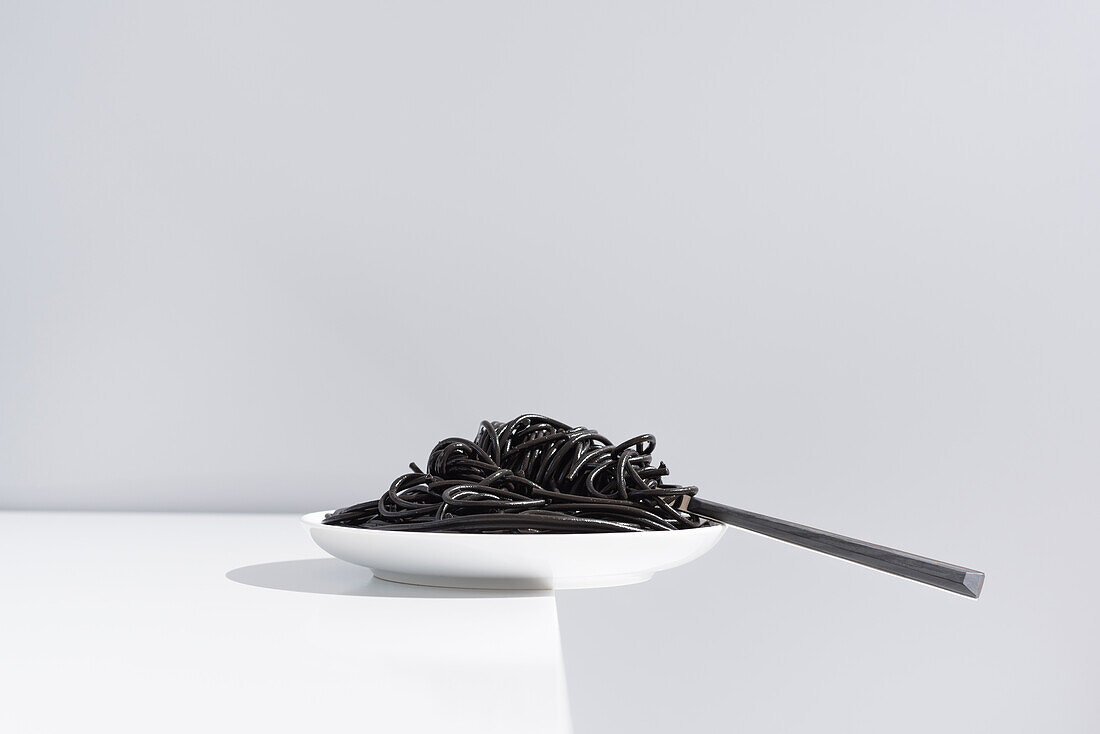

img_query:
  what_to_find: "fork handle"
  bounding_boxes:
[687,497,984,598]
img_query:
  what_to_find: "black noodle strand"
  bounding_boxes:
[323,414,712,533]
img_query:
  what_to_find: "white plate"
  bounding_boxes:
[302,511,726,590]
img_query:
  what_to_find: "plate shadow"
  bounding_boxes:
[225,558,550,599]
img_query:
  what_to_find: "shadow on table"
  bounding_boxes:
[226,558,549,599]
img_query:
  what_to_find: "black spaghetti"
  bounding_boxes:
[323,414,711,533]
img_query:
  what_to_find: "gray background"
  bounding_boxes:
[2,1,1097,731]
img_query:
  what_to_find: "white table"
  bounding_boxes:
[0,513,571,733]
[2,511,1073,734]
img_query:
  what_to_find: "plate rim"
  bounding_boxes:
[301,509,726,538]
